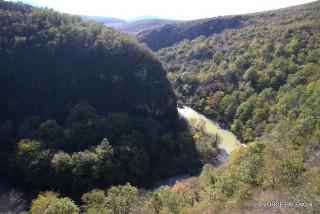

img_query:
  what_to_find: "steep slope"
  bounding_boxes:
[0,0,201,199]
[148,1,320,212]
[2,1,320,213]
[42,1,320,213]
[0,2,177,124]
[137,16,243,51]
[158,0,320,142]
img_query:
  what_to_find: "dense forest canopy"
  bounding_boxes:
[158,0,320,143]
[147,1,320,213]
[0,0,203,204]
[0,0,178,124]
[1,0,320,213]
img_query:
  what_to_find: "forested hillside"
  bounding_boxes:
[137,16,243,51]
[0,1,178,124]
[33,1,319,213]
[1,0,320,213]
[0,0,201,205]
[145,1,319,212]
[159,1,320,143]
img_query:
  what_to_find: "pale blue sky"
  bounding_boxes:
[8,0,316,20]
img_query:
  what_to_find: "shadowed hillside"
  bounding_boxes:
[0,0,201,203]
[137,16,244,51]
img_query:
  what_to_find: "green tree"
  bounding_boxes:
[148,193,163,214]
[38,120,63,149]
[31,191,79,214]
[106,183,138,214]
[13,139,53,188]
[280,159,303,186]
[30,191,59,214]
[44,198,79,214]
[82,189,110,214]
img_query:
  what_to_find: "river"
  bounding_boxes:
[152,106,241,189]
[178,106,240,158]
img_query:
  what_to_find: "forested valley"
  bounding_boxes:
[0,1,203,212]
[0,0,320,213]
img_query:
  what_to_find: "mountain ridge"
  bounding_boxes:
[136,1,319,51]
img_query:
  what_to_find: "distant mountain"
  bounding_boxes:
[114,19,180,34]
[82,15,179,34]
[136,2,320,51]
[137,16,244,51]
[80,15,126,26]
[128,16,161,22]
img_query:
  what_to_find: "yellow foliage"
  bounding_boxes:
[30,191,59,214]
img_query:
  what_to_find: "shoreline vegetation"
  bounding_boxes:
[151,105,242,190]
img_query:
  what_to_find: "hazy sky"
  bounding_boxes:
[8,0,316,20]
